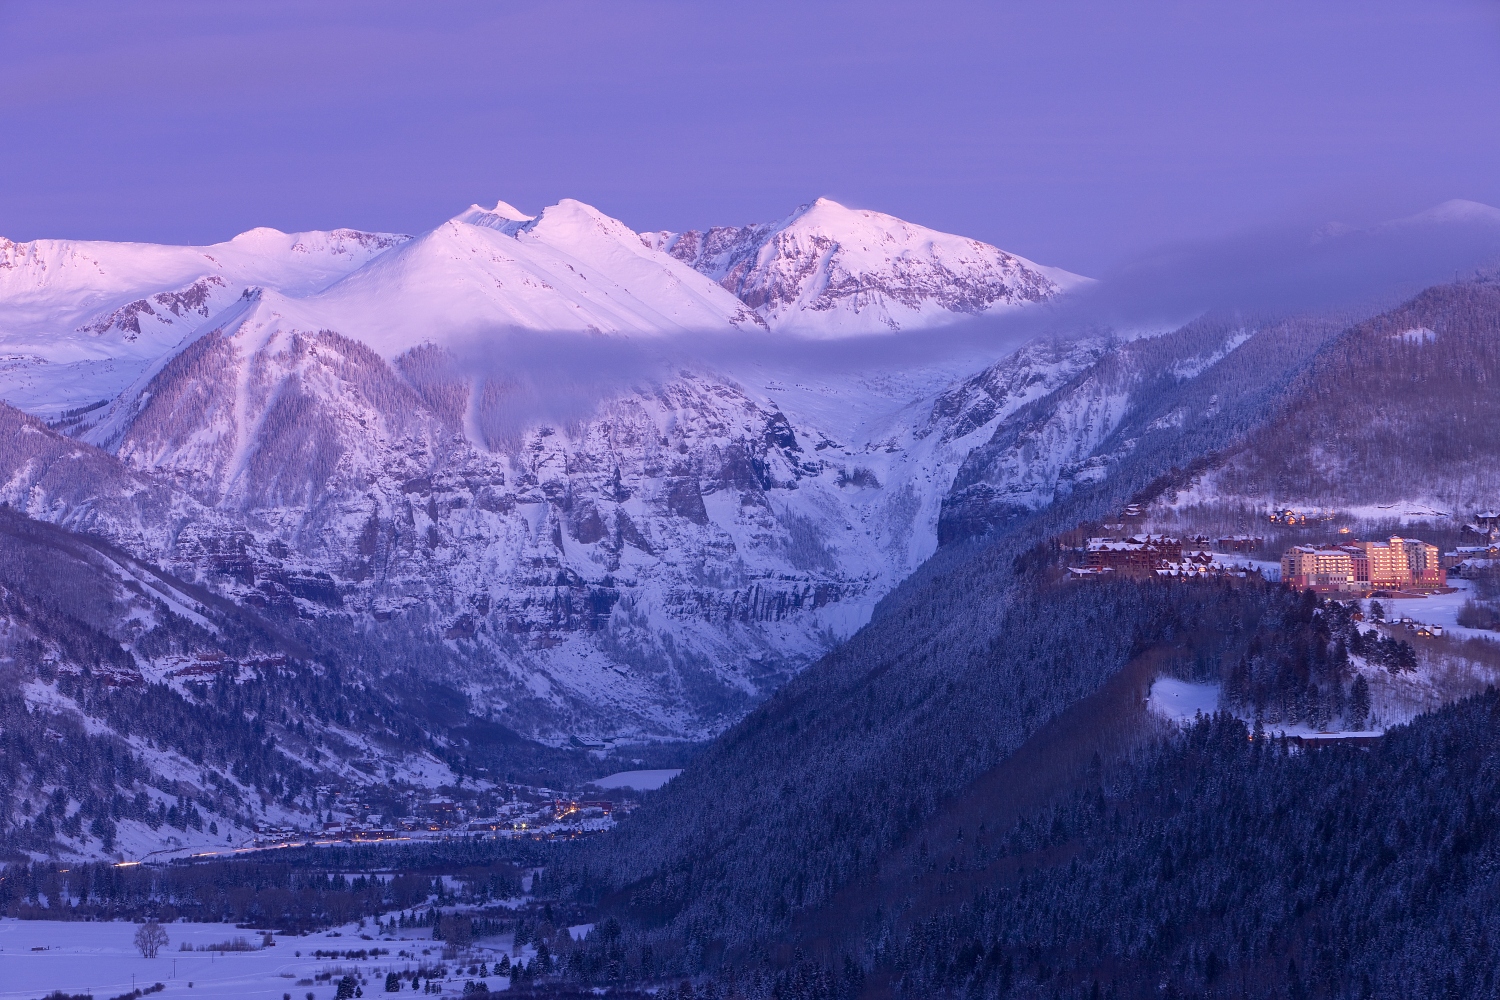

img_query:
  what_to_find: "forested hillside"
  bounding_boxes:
[884,697,1500,1000]
[939,312,1346,544]
[553,577,1427,959]
[1209,279,1500,507]
[543,588,1499,1000]
[560,580,1299,957]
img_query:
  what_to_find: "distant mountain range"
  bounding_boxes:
[2,195,1500,860]
[0,197,1084,417]
[0,197,1090,752]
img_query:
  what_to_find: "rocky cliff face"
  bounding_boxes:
[0,314,1106,740]
[60,299,1059,737]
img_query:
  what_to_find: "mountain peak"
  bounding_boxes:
[659,200,1087,335]
[523,198,639,244]
[789,197,862,225]
[227,226,291,244]
[1395,198,1500,227]
[451,199,536,231]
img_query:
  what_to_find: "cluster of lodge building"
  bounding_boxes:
[1451,542,1500,577]
[1469,510,1500,543]
[1069,535,1252,580]
[1280,536,1445,593]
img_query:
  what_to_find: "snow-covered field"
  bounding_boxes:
[1147,677,1380,738]
[0,918,522,1000]
[1146,677,1220,724]
[586,768,682,791]
[1373,582,1499,643]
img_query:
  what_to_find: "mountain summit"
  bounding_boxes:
[449,199,536,230]
[647,197,1089,335]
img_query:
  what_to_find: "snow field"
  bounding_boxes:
[1146,677,1219,724]
[1147,677,1380,739]
[586,769,683,791]
[1371,582,1499,644]
[0,918,524,1000]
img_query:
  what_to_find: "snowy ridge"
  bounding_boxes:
[648,197,1089,335]
[938,323,1278,543]
[451,198,536,231]
[0,226,409,416]
[941,340,1146,535]
[1,197,1085,415]
[303,200,768,358]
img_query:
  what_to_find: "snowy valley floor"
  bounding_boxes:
[0,918,530,1000]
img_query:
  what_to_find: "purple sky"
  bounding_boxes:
[3,0,1498,274]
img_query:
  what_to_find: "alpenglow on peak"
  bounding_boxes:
[644,196,1090,336]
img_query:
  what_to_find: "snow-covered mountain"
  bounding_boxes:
[23,193,1493,742]
[937,317,1351,543]
[301,199,768,357]
[646,198,1089,335]
[0,227,410,416]
[10,192,1500,866]
[49,302,1088,738]
[1,197,1080,420]
[0,196,1095,741]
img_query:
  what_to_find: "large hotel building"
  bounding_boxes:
[1281,536,1444,592]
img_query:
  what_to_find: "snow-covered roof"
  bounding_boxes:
[1086,534,1180,551]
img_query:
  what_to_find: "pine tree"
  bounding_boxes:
[1348,674,1371,731]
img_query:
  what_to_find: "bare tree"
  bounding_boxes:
[135,920,169,958]
[440,913,474,947]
